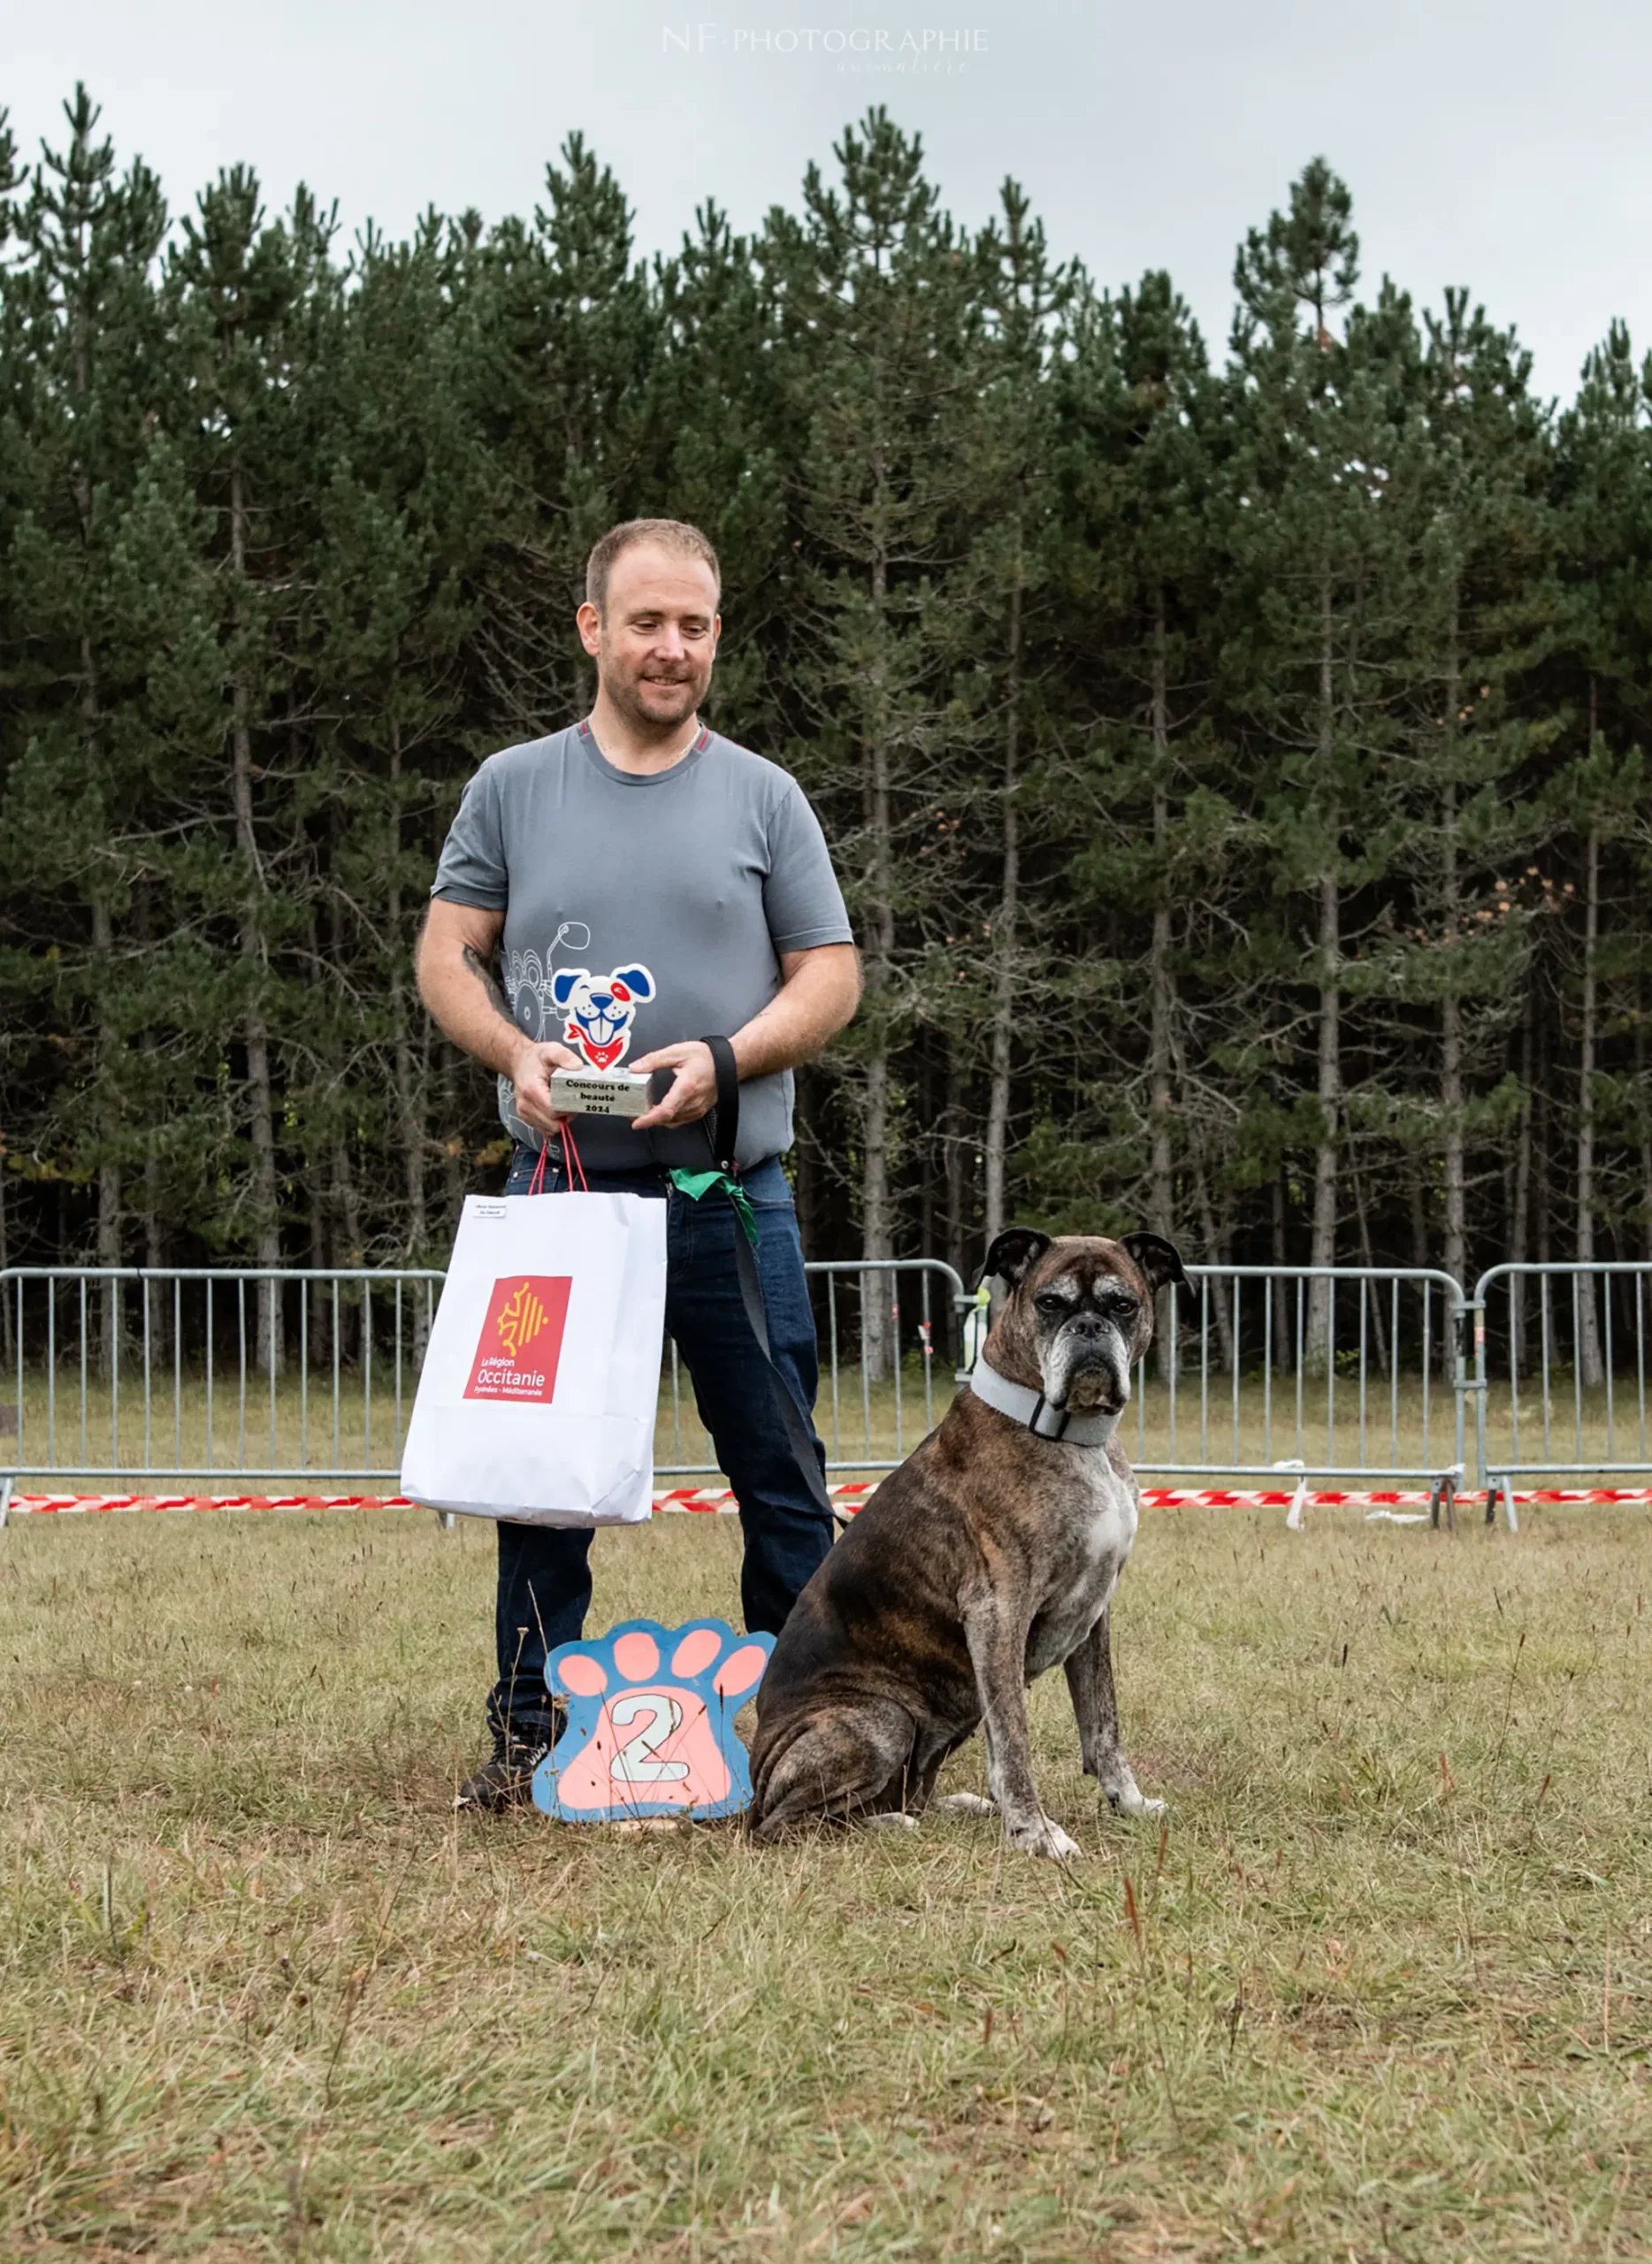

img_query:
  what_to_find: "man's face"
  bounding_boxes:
[577,545,721,734]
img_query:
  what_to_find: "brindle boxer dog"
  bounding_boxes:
[749,1227,1186,1858]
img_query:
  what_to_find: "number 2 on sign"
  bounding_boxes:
[608,1691,689,1784]
[533,1618,776,1821]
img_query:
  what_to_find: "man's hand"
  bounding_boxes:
[418,903,858,1152]
[629,1039,716,1133]
[510,1038,585,1138]
[628,947,860,1140]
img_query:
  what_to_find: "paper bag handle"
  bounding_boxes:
[527,1120,588,1196]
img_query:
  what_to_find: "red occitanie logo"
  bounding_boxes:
[464,1275,573,1404]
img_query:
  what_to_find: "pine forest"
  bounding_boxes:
[4,92,1652,1361]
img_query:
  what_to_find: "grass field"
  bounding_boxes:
[4,1500,1651,2260]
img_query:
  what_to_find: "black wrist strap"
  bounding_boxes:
[700,1034,739,1174]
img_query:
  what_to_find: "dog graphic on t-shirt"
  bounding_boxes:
[551,964,656,1071]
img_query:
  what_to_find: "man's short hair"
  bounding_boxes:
[585,518,721,614]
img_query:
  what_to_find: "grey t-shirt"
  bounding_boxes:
[430,721,853,1169]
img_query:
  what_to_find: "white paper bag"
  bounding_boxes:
[400,1190,668,1526]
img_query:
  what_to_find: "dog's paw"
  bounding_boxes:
[1007,1814,1082,1861]
[1106,1782,1166,1820]
[865,1810,921,1832]
[937,1792,997,1817]
[535,1619,774,1823]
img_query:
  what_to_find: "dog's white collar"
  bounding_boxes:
[969,1355,1120,1446]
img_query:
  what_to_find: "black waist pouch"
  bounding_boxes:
[634,1049,737,1170]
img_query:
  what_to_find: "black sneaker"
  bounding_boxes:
[455,1734,552,1813]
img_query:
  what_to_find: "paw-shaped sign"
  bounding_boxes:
[532,1618,774,1823]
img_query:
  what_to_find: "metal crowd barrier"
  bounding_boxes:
[1472,1261,1652,1529]
[662,1258,965,1475]
[1,1257,1473,1519]
[0,1261,967,1516]
[16,1257,1652,1534]
[1141,1266,1468,1525]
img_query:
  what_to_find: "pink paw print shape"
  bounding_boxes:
[532,1618,775,1823]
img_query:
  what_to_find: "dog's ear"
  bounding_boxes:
[1118,1231,1189,1294]
[612,965,654,1003]
[980,1227,1053,1291]
[550,968,588,1008]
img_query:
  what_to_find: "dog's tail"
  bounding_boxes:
[747,1706,807,1817]
[748,1699,915,1841]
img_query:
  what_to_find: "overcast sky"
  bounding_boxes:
[7,0,1652,404]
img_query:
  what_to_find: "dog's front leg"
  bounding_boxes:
[1064,1607,1165,1819]
[962,1596,1081,1861]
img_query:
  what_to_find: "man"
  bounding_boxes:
[417,517,860,1810]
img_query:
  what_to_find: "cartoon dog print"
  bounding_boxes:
[550,964,656,1071]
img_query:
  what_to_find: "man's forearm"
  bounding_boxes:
[730,947,861,1081]
[418,941,527,1080]
[625,944,860,1134]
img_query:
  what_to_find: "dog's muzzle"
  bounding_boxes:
[970,1354,1120,1446]
[1042,1317,1131,1419]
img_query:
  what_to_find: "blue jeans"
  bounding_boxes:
[487,1144,834,1745]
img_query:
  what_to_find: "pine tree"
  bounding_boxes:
[0,86,168,1358]
[764,111,981,1373]
[470,134,657,738]
[298,212,493,1285]
[1379,293,1556,1295]
[958,181,1074,1244]
[0,98,25,1325]
[1223,162,1417,1366]
[164,165,342,1368]
[1549,325,1652,1380]
[1052,271,1241,1274]
[645,200,789,731]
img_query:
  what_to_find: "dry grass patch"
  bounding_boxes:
[3,1502,1651,2259]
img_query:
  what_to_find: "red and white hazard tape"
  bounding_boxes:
[7,1482,1652,1520]
[5,1492,419,1517]
[2,1485,876,1518]
[652,1483,884,1513]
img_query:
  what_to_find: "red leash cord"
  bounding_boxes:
[527,1120,587,1195]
